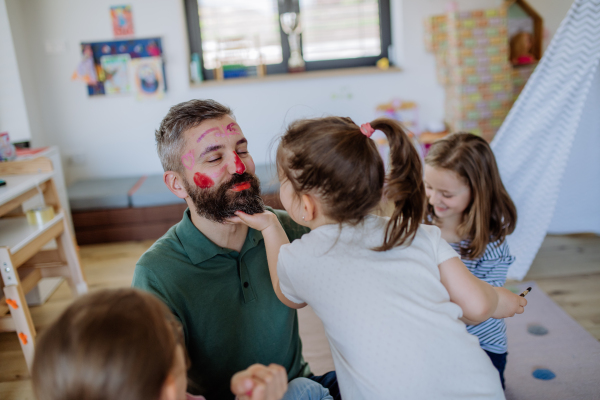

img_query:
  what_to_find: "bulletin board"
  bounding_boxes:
[80,37,166,99]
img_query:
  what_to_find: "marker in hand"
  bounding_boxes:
[519,287,532,297]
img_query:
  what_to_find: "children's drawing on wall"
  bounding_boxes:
[131,57,165,101]
[110,5,134,37]
[71,45,98,86]
[74,38,166,99]
[100,54,131,94]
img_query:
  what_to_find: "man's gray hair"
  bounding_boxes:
[155,99,233,173]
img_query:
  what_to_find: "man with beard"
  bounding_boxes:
[132,100,340,400]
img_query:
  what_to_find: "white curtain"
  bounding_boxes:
[491,0,600,280]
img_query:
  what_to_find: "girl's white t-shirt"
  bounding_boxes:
[278,215,505,400]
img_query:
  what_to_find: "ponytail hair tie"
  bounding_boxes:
[360,123,375,138]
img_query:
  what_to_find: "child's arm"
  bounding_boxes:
[439,257,526,323]
[233,211,307,309]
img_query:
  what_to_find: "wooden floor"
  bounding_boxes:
[1,235,599,399]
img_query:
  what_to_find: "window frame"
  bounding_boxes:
[184,0,392,81]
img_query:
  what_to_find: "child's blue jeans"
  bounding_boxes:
[282,378,333,400]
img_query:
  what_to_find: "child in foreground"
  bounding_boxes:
[424,132,518,388]
[31,288,332,400]
[233,117,527,400]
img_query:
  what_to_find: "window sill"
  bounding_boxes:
[190,66,402,88]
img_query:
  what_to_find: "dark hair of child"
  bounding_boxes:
[32,288,188,400]
[277,116,425,251]
[425,132,517,259]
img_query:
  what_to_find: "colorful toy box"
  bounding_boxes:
[424,6,535,141]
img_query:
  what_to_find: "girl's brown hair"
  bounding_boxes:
[425,132,517,259]
[277,116,425,251]
[32,288,186,400]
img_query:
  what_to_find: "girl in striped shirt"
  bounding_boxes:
[424,132,517,389]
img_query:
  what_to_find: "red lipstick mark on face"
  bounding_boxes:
[233,151,246,174]
[231,182,251,192]
[193,173,214,189]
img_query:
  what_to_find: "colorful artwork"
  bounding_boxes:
[181,150,195,171]
[130,57,165,101]
[79,38,165,97]
[72,45,98,85]
[111,5,134,37]
[100,54,131,95]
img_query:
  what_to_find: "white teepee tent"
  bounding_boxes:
[491,0,600,280]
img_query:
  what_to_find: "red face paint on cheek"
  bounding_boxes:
[233,151,246,174]
[193,173,214,189]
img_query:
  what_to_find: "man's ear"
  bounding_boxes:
[301,194,317,222]
[164,171,189,200]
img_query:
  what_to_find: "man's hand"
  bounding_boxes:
[231,210,279,232]
[492,287,527,319]
[230,364,288,400]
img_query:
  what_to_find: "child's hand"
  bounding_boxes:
[232,210,279,232]
[231,364,288,400]
[492,287,527,319]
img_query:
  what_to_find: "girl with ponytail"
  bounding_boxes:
[232,116,526,399]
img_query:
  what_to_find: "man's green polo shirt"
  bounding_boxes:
[132,207,311,399]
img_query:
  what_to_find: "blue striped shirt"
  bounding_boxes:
[449,239,515,354]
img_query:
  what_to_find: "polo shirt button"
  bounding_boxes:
[243,282,249,288]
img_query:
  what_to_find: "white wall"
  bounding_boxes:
[0,0,32,143]
[5,0,573,183]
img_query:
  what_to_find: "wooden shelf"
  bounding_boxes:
[0,153,86,371]
[0,213,64,268]
[0,213,63,252]
[0,172,54,218]
[0,172,54,205]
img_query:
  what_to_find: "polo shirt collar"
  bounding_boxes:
[176,209,264,265]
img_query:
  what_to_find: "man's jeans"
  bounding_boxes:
[282,377,333,400]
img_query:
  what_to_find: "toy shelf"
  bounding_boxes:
[0,155,87,371]
[0,172,54,216]
[0,213,64,261]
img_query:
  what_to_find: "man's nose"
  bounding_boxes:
[230,151,246,175]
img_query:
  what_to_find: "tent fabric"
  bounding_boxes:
[491,0,600,280]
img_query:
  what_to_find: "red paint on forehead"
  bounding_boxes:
[193,173,214,189]
[233,151,246,174]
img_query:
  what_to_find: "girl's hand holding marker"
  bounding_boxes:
[520,286,532,297]
[492,287,528,319]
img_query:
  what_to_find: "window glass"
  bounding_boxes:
[198,0,283,69]
[300,0,381,62]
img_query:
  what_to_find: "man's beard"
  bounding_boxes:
[183,171,265,223]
